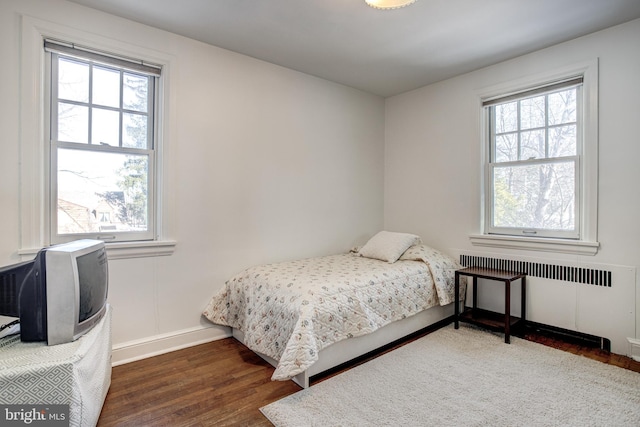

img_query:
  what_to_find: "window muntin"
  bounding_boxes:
[49,47,159,243]
[486,81,582,239]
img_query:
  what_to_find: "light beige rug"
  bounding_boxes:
[261,324,640,426]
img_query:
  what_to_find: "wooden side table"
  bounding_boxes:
[454,267,526,343]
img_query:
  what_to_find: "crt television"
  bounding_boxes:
[0,239,109,345]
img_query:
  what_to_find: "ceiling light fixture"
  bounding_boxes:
[365,0,417,10]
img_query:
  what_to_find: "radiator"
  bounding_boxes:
[456,251,636,355]
[459,254,612,287]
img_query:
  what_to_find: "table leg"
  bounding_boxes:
[472,276,478,319]
[454,272,460,329]
[504,279,511,344]
[521,276,526,323]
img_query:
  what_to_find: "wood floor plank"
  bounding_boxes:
[97,326,640,426]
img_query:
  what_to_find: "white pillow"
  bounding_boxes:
[358,231,421,263]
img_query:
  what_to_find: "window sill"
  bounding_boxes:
[469,234,599,256]
[19,240,177,261]
[104,240,177,260]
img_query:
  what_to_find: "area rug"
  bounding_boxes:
[260,324,640,426]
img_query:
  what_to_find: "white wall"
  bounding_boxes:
[384,19,640,353]
[0,0,385,361]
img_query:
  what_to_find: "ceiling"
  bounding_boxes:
[67,0,640,97]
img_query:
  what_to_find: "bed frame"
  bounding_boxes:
[233,302,455,388]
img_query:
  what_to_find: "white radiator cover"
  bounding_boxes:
[455,250,636,356]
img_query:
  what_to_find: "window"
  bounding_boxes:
[46,40,161,244]
[19,18,175,259]
[484,78,583,240]
[472,61,598,255]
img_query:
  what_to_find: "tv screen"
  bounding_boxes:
[77,248,108,324]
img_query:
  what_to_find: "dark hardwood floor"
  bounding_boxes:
[97,323,640,426]
[96,337,299,427]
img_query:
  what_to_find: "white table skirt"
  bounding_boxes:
[0,305,112,427]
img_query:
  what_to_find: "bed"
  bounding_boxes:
[203,232,463,388]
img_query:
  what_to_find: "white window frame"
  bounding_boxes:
[471,60,600,256]
[19,16,176,259]
[47,42,160,244]
[485,78,582,239]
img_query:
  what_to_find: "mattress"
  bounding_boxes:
[203,244,460,380]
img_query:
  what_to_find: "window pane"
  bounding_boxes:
[549,124,577,157]
[93,66,120,108]
[92,108,120,146]
[493,161,575,231]
[58,58,89,103]
[57,148,149,234]
[495,133,517,163]
[58,102,88,143]
[495,101,517,133]
[123,112,148,148]
[520,95,545,130]
[548,89,576,126]
[520,129,545,160]
[123,73,149,113]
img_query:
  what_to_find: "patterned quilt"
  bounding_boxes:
[203,244,461,380]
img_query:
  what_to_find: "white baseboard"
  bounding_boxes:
[628,337,640,362]
[111,326,231,366]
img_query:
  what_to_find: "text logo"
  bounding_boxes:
[0,405,69,426]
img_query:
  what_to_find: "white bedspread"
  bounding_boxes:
[203,245,460,380]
